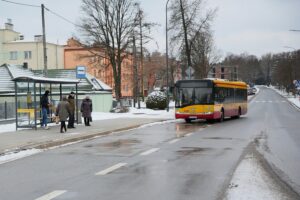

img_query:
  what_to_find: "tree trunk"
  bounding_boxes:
[179,0,192,69]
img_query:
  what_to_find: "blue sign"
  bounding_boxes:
[76,66,86,79]
[293,80,300,88]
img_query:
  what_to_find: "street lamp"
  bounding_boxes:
[289,29,300,32]
[166,0,171,112]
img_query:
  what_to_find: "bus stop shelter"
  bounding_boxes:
[12,76,80,130]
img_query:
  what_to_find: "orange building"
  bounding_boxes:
[64,38,134,97]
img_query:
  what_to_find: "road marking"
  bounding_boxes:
[140,148,160,156]
[282,101,286,103]
[268,101,272,103]
[35,190,67,200]
[185,132,194,137]
[169,139,180,144]
[95,163,127,175]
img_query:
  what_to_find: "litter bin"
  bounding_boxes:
[77,111,82,124]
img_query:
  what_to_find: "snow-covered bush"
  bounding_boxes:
[146,91,168,110]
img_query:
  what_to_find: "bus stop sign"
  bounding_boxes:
[76,66,86,79]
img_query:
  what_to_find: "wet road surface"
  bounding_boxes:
[0,87,300,200]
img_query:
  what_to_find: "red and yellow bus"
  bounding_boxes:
[175,79,247,123]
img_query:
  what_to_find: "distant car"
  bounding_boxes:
[247,86,256,95]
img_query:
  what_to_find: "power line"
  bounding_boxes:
[0,0,39,8]
[1,0,80,27]
[45,6,80,28]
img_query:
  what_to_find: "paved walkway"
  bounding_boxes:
[0,118,170,155]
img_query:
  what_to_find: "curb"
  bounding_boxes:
[1,119,169,155]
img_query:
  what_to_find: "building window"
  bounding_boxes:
[24,51,32,59]
[9,51,18,60]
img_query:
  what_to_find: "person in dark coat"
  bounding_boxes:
[41,90,50,129]
[56,96,71,133]
[67,92,75,128]
[81,96,92,126]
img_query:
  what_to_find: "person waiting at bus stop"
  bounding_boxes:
[67,92,75,129]
[81,96,92,126]
[41,90,50,130]
[56,96,71,133]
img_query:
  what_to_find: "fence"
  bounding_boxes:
[0,101,15,120]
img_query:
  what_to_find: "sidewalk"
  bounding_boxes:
[0,117,172,156]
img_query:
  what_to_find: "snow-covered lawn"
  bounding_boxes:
[270,86,300,109]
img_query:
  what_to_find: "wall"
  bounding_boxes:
[64,38,134,97]
[0,29,20,65]
[2,41,64,70]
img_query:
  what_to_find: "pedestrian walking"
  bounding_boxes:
[67,92,75,128]
[40,90,51,129]
[81,96,92,126]
[56,96,71,133]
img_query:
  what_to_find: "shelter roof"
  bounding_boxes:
[12,75,79,84]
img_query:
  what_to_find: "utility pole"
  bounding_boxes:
[133,35,140,109]
[41,4,47,77]
[138,8,145,102]
[166,0,170,112]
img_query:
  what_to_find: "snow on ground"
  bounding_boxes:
[225,154,288,200]
[0,103,175,134]
[270,86,300,109]
[0,149,43,165]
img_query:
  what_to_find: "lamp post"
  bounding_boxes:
[166,0,171,112]
[289,29,300,32]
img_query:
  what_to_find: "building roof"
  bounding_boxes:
[12,76,80,84]
[0,64,112,93]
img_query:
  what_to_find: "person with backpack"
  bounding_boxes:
[41,90,50,129]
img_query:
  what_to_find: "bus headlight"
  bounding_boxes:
[203,112,213,115]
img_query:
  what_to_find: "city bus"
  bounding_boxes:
[174,79,247,123]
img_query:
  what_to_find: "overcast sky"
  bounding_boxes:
[1,0,300,58]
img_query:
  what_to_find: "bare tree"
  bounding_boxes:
[79,0,136,100]
[169,0,217,78]
[133,3,158,100]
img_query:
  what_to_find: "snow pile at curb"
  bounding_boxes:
[225,154,288,200]
[269,86,300,109]
[0,149,43,165]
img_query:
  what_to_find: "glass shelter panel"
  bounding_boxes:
[15,82,37,128]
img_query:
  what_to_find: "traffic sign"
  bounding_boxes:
[185,66,194,79]
[76,66,86,79]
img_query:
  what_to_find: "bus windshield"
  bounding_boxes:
[175,87,213,107]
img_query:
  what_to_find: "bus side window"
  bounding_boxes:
[215,88,225,103]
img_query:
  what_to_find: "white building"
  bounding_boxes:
[0,20,64,70]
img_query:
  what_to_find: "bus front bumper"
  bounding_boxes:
[175,112,221,120]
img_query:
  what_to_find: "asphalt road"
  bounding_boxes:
[0,87,299,200]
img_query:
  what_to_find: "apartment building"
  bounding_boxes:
[64,38,134,97]
[0,20,64,70]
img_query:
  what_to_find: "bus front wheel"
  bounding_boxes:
[185,118,192,123]
[218,110,224,122]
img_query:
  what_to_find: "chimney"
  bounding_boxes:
[34,35,43,42]
[19,35,24,40]
[4,18,13,30]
